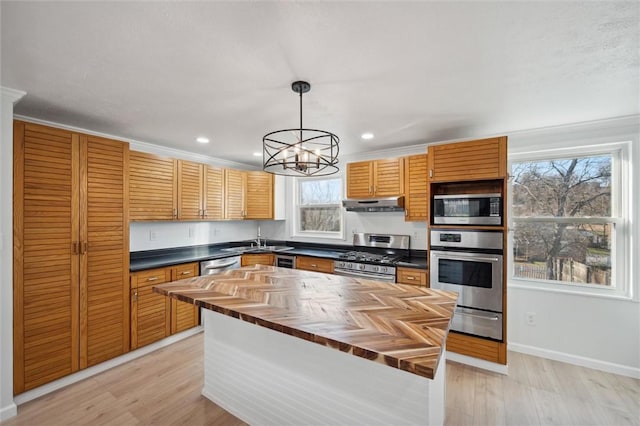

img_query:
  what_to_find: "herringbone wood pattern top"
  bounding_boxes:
[154,265,457,379]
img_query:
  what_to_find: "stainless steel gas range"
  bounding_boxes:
[333,233,410,283]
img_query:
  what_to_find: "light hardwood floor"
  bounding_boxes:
[3,333,639,426]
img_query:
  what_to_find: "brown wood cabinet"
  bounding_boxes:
[129,151,177,220]
[403,154,428,221]
[446,331,507,364]
[13,121,130,393]
[203,165,225,220]
[396,267,428,286]
[225,170,274,220]
[427,135,509,365]
[241,253,275,267]
[177,160,204,220]
[131,154,226,221]
[245,171,274,219]
[296,256,334,274]
[346,158,404,198]
[130,268,171,350]
[169,263,200,334]
[427,136,507,182]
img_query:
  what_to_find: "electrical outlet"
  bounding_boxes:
[149,230,157,241]
[526,312,536,326]
[413,231,419,240]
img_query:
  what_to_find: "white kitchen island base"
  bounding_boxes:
[201,309,446,426]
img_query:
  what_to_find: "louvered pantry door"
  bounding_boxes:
[80,135,130,368]
[13,121,80,393]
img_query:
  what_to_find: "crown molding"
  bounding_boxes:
[13,114,255,170]
[0,87,26,103]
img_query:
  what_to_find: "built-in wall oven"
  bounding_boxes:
[430,230,503,340]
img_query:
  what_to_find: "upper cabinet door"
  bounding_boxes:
[428,137,507,182]
[177,160,203,220]
[346,159,404,198]
[224,169,246,219]
[346,161,374,198]
[129,151,177,220]
[203,165,224,220]
[245,171,274,219]
[372,158,404,197]
[404,154,428,221]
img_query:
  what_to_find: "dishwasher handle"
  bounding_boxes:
[200,256,241,275]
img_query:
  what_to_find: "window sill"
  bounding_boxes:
[508,277,636,302]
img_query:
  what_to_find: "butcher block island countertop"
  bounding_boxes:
[154,264,457,380]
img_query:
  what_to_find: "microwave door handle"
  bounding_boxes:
[436,254,500,263]
[456,311,500,321]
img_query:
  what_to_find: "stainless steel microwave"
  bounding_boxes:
[432,193,502,225]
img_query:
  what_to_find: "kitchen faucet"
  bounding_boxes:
[254,225,263,248]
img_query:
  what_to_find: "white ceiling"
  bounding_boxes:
[2,1,638,167]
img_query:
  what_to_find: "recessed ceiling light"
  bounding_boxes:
[253,152,262,157]
[196,137,209,144]
[361,132,374,140]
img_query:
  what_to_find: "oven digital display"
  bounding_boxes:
[438,259,493,288]
[439,233,462,243]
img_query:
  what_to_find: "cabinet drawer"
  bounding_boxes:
[172,262,199,281]
[131,267,171,289]
[241,253,274,267]
[296,256,334,274]
[396,267,428,286]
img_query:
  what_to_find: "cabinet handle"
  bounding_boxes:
[311,264,317,267]
[133,291,138,301]
[72,241,78,255]
[173,208,177,218]
[180,271,192,275]
[80,241,87,254]
[429,170,433,178]
[405,209,408,217]
[406,276,416,280]
[203,209,208,218]
[147,276,159,281]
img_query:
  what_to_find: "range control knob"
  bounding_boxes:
[372,265,379,272]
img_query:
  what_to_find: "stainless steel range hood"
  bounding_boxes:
[342,196,405,212]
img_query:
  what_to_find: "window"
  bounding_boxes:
[510,143,630,297]
[294,177,343,238]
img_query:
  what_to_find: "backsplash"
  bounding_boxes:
[259,212,428,250]
[130,221,259,251]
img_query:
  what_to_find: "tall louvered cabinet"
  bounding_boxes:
[13,121,130,394]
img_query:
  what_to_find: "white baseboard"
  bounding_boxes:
[446,351,509,375]
[0,402,17,421]
[508,342,640,379]
[13,327,203,406]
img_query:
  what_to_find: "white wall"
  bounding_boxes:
[506,116,640,377]
[0,87,26,420]
[130,220,259,252]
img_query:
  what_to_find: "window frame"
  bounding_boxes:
[508,141,631,300]
[291,176,345,240]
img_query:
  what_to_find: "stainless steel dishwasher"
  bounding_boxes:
[200,256,241,275]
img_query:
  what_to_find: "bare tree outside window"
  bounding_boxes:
[512,155,613,286]
[298,178,342,234]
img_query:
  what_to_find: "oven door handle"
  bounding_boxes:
[456,311,500,321]
[434,254,501,263]
[334,269,395,282]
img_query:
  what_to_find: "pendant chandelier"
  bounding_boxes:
[263,81,339,176]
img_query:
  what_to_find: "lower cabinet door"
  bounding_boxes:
[131,284,170,349]
[171,299,199,334]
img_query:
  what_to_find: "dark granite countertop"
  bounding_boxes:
[130,241,427,272]
[396,250,429,270]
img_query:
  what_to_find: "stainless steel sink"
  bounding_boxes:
[221,245,294,253]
